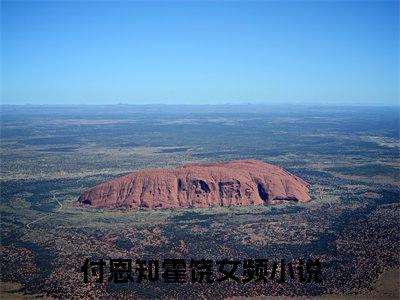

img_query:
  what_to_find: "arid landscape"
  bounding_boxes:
[0,105,399,299]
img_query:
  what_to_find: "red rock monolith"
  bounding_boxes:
[77,160,311,209]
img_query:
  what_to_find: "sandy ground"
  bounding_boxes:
[1,268,398,299]
[230,267,399,300]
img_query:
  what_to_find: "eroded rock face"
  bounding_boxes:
[76,160,311,209]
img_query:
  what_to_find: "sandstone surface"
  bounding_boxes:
[77,160,311,209]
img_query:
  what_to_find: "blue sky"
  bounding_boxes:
[1,0,398,105]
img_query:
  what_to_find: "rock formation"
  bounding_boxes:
[76,160,311,209]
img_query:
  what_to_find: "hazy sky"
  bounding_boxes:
[1,0,399,105]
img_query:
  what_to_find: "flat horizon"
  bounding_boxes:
[1,102,399,107]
